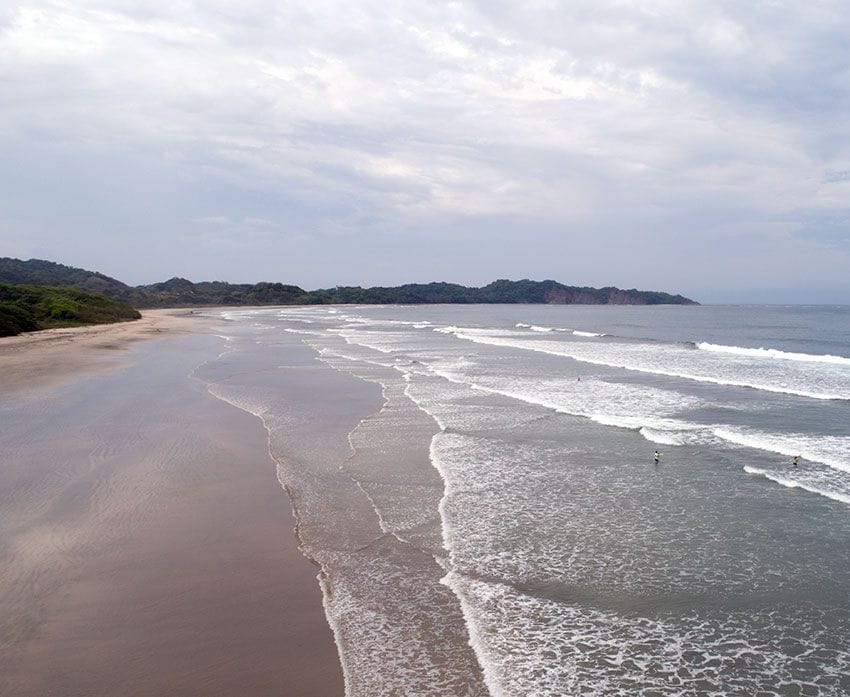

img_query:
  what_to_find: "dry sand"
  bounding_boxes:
[0,312,344,696]
[0,309,202,396]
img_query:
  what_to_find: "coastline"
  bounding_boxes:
[0,311,345,696]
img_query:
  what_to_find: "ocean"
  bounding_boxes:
[197,304,850,696]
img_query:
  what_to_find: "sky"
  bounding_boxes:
[1,1,849,303]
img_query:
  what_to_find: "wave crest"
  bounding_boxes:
[698,342,850,365]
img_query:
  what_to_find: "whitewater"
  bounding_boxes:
[204,303,850,696]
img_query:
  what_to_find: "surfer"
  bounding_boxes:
[792,455,800,467]
[654,450,662,465]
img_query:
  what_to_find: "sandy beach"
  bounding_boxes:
[0,309,201,395]
[0,312,344,697]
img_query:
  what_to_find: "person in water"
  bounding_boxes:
[792,455,800,467]
[654,450,662,464]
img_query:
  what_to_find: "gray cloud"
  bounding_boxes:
[1,0,849,301]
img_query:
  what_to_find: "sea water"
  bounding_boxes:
[198,304,850,696]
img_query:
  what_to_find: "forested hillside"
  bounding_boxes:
[0,283,141,336]
[0,257,698,309]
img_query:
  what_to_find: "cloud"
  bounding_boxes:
[1,1,850,300]
[191,216,230,225]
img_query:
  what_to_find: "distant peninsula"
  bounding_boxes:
[0,257,697,335]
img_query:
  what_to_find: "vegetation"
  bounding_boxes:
[0,257,698,313]
[0,283,141,337]
[0,257,133,299]
[125,278,696,307]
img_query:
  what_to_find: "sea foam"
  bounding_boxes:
[714,427,850,474]
[698,342,850,365]
[743,466,850,505]
[442,328,850,401]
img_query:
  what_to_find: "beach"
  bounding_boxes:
[3,303,849,696]
[0,311,344,697]
[0,309,197,394]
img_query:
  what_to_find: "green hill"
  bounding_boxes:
[0,258,135,301]
[0,257,699,309]
[136,278,311,307]
[0,283,141,337]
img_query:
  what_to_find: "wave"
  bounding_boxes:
[714,428,850,475]
[515,325,604,336]
[638,426,704,446]
[336,329,401,354]
[516,323,568,333]
[412,360,708,450]
[443,329,850,401]
[284,328,326,336]
[698,342,850,365]
[743,466,850,506]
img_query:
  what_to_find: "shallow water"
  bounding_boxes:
[201,305,850,696]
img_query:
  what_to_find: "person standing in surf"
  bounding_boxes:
[792,455,800,467]
[654,450,662,465]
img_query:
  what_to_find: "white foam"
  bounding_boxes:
[440,571,508,697]
[515,323,570,333]
[422,353,703,433]
[447,329,850,401]
[698,342,850,365]
[283,328,326,336]
[440,573,849,697]
[714,427,850,474]
[573,330,605,337]
[743,466,850,505]
[204,382,270,424]
[336,329,400,354]
[219,308,273,321]
[638,426,702,446]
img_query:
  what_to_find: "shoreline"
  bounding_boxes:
[0,311,345,696]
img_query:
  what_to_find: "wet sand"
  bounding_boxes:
[0,313,344,696]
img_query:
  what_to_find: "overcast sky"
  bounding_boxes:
[2,1,849,302]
